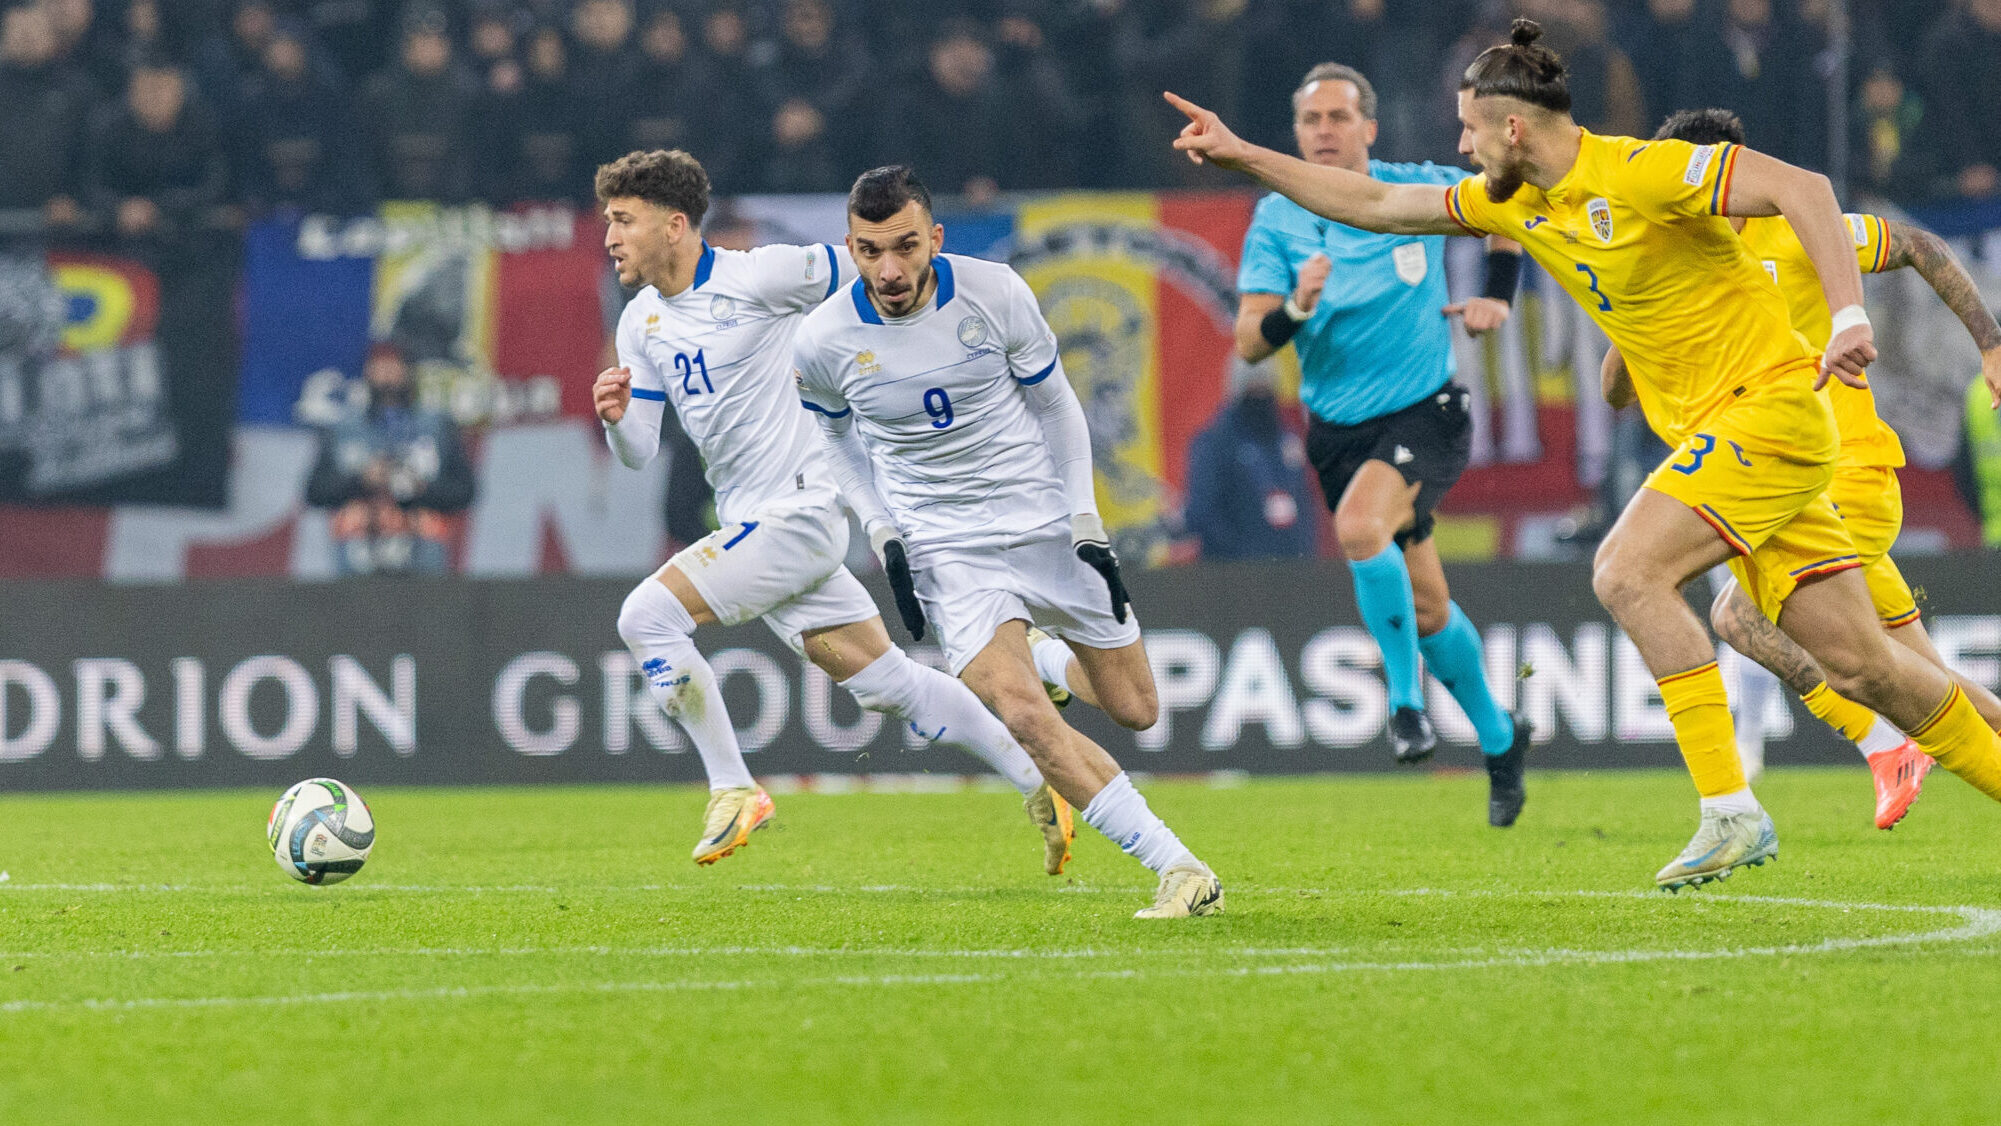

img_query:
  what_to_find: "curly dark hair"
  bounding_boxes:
[1654,107,1748,147]
[594,149,710,227]
[1461,18,1572,114]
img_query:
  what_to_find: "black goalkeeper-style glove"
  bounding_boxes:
[1070,513,1130,624]
[870,524,927,641]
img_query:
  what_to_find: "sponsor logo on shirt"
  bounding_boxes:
[644,313,661,336]
[1684,144,1717,186]
[1524,216,1549,231]
[856,349,883,377]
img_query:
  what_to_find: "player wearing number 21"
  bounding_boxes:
[592,149,1074,877]
[1171,17,2001,892]
[794,165,1223,918]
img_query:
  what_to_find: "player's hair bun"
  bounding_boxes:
[1462,16,1571,113]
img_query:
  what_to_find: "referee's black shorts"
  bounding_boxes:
[1304,382,1473,548]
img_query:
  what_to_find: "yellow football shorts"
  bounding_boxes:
[1826,464,1920,627]
[1643,380,1858,620]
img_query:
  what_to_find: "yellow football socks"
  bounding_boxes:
[1659,662,1747,798]
[1801,682,1878,744]
[1908,686,2001,801]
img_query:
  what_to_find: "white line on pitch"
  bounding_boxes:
[4,893,1999,1015]
[0,893,1968,962]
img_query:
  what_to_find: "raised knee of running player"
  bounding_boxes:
[1587,541,1658,626]
[1071,641,1158,730]
[1333,506,1397,560]
[616,568,715,648]
[1332,470,1412,561]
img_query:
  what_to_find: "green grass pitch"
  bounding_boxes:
[4,768,2000,1125]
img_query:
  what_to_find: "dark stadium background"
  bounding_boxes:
[2,0,1999,785]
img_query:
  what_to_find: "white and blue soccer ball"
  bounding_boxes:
[268,778,376,885]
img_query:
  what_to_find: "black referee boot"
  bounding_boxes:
[1485,713,1531,828]
[1389,707,1437,764]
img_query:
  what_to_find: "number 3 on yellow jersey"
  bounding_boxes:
[1667,432,1753,477]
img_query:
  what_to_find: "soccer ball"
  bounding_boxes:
[267,778,376,885]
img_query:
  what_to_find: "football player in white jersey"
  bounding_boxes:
[591,150,1074,872]
[795,166,1223,919]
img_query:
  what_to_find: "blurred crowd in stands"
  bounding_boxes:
[1,0,1997,226]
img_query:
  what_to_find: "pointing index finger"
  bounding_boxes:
[1162,90,1205,119]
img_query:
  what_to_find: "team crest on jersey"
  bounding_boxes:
[710,295,736,322]
[1392,242,1427,286]
[856,349,882,376]
[1587,198,1614,243]
[957,315,988,348]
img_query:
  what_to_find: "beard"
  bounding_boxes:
[1479,145,1531,203]
[869,264,933,315]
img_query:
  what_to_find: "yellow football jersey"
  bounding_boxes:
[1445,132,1824,455]
[1737,213,1904,469]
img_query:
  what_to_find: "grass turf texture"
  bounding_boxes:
[3,768,2000,1125]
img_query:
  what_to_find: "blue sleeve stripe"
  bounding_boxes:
[1016,358,1057,386]
[800,399,851,418]
[1708,144,1738,215]
[821,244,840,299]
[630,387,667,402]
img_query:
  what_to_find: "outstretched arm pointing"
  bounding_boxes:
[1165,91,1467,238]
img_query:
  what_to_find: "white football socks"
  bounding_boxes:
[840,647,1043,795]
[1080,772,1200,874]
[1699,790,1762,816]
[1031,634,1076,695]
[617,576,755,791]
[1857,715,1909,759]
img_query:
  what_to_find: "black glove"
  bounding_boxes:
[872,525,927,641]
[1071,513,1130,624]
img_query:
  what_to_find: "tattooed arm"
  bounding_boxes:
[1881,218,2001,406]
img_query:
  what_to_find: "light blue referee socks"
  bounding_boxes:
[1418,602,1513,755]
[1349,544,1424,713]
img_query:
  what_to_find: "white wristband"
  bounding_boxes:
[1829,304,1871,338]
[1282,296,1313,323]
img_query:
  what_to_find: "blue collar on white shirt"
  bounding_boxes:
[849,256,955,325]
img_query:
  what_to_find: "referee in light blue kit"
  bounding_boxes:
[1234,62,1530,826]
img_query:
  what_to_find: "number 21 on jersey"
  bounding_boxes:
[674,350,714,396]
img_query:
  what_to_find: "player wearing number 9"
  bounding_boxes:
[795,165,1224,919]
[595,148,1079,876]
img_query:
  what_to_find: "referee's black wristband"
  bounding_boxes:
[1482,250,1522,303]
[1259,305,1304,348]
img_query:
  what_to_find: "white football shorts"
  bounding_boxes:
[910,522,1142,674]
[666,490,879,653]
